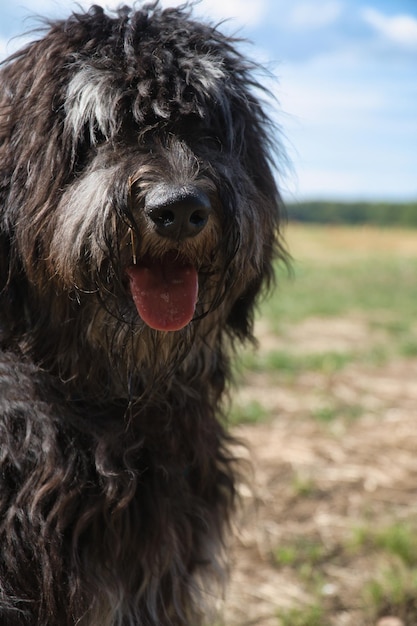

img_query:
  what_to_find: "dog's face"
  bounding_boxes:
[0,5,285,390]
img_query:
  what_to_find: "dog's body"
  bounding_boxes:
[0,4,285,624]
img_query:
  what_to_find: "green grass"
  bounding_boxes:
[400,337,417,358]
[371,319,417,358]
[363,564,417,622]
[240,349,356,378]
[349,524,417,621]
[312,403,363,423]
[229,399,269,426]
[263,257,417,331]
[351,523,417,566]
[272,537,327,569]
[272,524,417,625]
[239,251,417,385]
[277,604,327,626]
[233,230,417,429]
[291,473,318,497]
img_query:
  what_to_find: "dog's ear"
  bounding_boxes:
[0,30,84,284]
[0,46,73,182]
[220,75,287,341]
[225,201,285,342]
[226,277,262,340]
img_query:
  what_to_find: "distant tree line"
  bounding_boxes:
[286,201,417,227]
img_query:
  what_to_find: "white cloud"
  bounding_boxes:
[361,7,417,49]
[278,52,383,128]
[288,0,344,30]
[289,167,365,199]
[290,160,417,201]
[274,44,417,200]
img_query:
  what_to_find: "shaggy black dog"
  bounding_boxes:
[0,3,286,625]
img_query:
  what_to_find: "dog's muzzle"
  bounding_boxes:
[144,184,212,241]
[126,184,213,332]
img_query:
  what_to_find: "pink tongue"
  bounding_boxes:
[126,256,198,331]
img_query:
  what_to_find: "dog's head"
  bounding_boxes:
[0,4,287,391]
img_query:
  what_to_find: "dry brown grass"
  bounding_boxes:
[286,223,417,261]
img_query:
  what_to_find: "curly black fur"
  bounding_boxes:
[0,3,287,624]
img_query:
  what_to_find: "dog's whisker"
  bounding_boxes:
[129,227,137,265]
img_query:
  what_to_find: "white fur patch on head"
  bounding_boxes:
[191,54,226,92]
[65,53,227,143]
[65,67,124,143]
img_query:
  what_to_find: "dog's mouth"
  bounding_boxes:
[126,252,199,332]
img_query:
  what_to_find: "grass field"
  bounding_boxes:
[223,224,417,626]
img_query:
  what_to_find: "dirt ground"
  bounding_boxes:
[221,316,417,626]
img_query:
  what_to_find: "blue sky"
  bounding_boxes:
[1,0,416,202]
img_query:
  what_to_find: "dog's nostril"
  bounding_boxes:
[189,209,209,228]
[152,209,176,229]
[145,185,212,240]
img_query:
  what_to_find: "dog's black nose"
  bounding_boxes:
[145,185,212,240]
